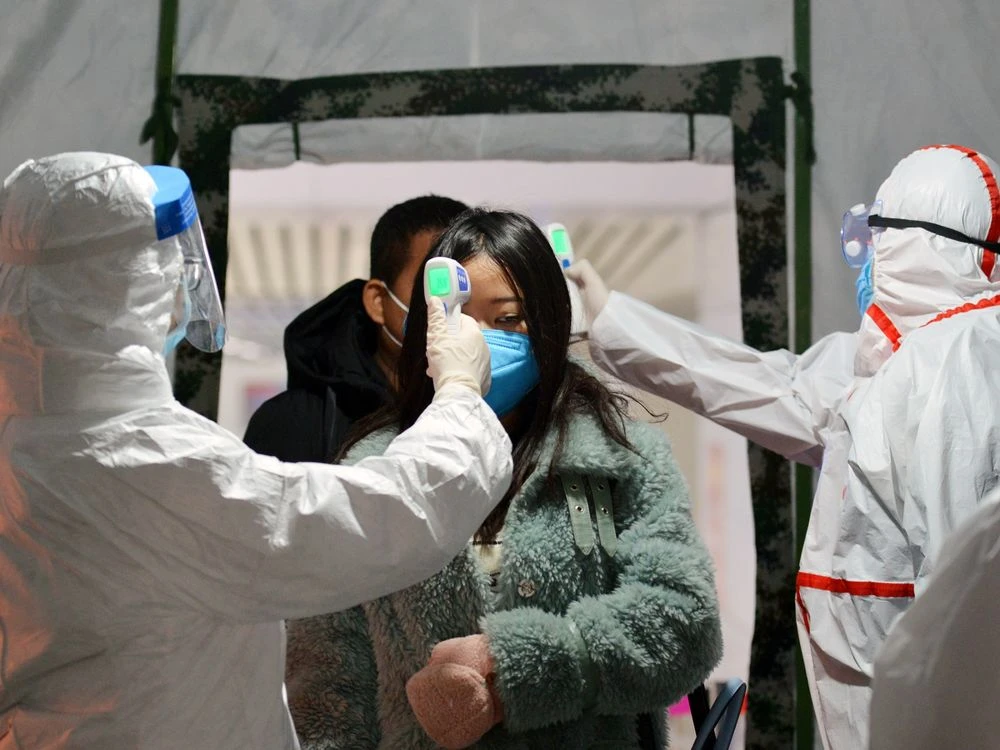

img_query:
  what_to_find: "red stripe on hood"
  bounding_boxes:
[923,144,1000,277]
[923,293,1000,328]
[866,305,902,351]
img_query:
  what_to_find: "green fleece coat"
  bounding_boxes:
[286,410,722,749]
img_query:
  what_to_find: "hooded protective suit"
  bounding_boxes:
[577,144,1000,749]
[0,153,512,749]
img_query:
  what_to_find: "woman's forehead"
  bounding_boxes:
[464,255,519,302]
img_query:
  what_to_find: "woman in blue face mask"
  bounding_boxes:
[285,209,722,750]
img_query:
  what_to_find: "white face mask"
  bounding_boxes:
[380,283,409,349]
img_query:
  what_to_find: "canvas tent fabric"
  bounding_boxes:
[0,0,784,176]
[3,0,999,340]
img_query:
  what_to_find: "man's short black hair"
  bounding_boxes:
[369,195,469,285]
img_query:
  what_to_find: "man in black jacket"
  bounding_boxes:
[243,195,469,462]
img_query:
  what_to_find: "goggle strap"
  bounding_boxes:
[870,216,1000,254]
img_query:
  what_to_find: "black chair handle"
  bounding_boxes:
[690,679,747,750]
[688,684,714,749]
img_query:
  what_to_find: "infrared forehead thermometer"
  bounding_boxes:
[546,223,575,269]
[424,257,472,334]
[544,223,588,336]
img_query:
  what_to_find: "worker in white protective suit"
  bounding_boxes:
[869,498,1000,749]
[565,144,1000,750]
[0,152,513,750]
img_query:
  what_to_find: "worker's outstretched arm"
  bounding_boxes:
[568,260,855,466]
[105,300,512,622]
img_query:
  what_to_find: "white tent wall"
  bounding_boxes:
[810,0,1000,338]
[4,0,1000,341]
[174,1,790,76]
[0,0,787,181]
[0,2,159,174]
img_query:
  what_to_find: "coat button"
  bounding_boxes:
[517,579,537,598]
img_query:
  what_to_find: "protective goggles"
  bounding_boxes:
[144,165,228,352]
[841,199,1000,269]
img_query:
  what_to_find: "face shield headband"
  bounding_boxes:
[842,199,1000,269]
[144,166,227,352]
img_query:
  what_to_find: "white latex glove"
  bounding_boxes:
[564,259,610,324]
[426,297,492,398]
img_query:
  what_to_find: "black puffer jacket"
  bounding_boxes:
[243,280,392,463]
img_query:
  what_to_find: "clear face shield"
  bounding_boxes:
[144,166,227,353]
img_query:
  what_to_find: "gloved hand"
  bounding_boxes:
[564,259,610,324]
[425,297,492,398]
[405,634,504,749]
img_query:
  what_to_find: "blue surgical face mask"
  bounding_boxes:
[856,256,874,317]
[481,329,540,417]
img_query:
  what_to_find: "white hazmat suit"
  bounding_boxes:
[0,153,512,749]
[869,498,1000,749]
[568,144,1000,749]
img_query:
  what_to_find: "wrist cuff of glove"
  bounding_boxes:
[433,377,482,400]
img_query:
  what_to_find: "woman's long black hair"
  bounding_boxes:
[339,208,636,541]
